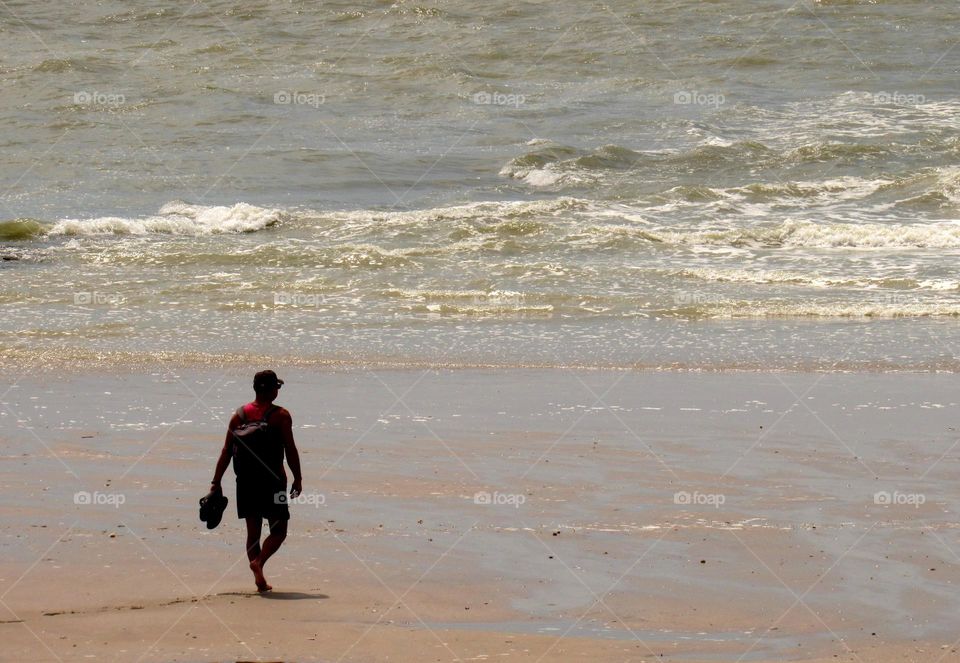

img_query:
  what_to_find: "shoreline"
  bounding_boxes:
[3,345,960,376]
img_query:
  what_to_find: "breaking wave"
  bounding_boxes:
[3,202,286,239]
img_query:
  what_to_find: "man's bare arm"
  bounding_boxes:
[211,413,240,490]
[278,410,303,495]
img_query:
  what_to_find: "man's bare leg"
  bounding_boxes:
[250,518,287,592]
[244,517,262,561]
[245,517,271,592]
[259,518,288,566]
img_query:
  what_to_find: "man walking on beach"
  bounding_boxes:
[210,370,303,592]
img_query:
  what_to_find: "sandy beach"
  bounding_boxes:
[2,365,959,662]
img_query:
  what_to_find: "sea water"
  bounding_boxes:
[1,1,959,369]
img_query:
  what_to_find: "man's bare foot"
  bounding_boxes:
[250,559,271,592]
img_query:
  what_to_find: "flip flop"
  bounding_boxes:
[199,489,229,530]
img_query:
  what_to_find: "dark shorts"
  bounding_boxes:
[236,479,290,521]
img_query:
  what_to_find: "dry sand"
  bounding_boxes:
[1,366,959,662]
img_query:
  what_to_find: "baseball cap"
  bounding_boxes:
[253,370,284,389]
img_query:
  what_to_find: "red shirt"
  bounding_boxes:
[243,401,279,422]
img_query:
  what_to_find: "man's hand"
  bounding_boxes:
[290,479,302,499]
[210,482,222,493]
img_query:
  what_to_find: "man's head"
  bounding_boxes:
[253,370,284,400]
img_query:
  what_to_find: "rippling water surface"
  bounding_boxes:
[2,1,959,369]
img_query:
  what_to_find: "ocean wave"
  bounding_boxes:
[379,287,632,314]
[498,143,594,187]
[381,288,564,315]
[498,142,666,187]
[322,197,586,225]
[0,219,46,241]
[493,138,802,188]
[12,198,586,242]
[43,202,285,237]
[652,219,960,249]
[571,217,960,250]
[780,142,888,164]
[672,267,960,292]
[501,131,959,194]
[652,176,886,208]
[673,267,869,288]
[883,167,960,205]
[321,245,414,269]
[652,293,960,319]
[73,242,420,269]
[641,169,960,219]
[700,301,960,319]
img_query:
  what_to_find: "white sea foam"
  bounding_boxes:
[710,301,960,319]
[498,162,570,187]
[676,267,850,288]
[384,288,555,315]
[675,267,960,292]
[47,202,285,236]
[917,279,960,291]
[657,219,960,249]
[320,197,588,228]
[778,219,960,249]
[519,167,566,187]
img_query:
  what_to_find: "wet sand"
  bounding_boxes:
[1,367,959,662]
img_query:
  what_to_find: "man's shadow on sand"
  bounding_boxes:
[257,591,328,600]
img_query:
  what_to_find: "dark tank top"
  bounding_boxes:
[237,402,286,483]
